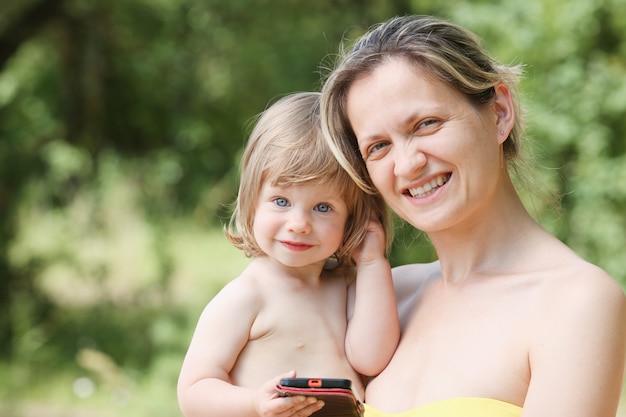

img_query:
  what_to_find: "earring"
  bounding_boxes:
[499,130,505,135]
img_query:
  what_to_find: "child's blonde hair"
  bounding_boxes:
[226,92,390,265]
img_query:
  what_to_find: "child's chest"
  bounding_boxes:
[252,284,348,344]
[231,282,359,388]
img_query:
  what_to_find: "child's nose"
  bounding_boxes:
[287,210,311,234]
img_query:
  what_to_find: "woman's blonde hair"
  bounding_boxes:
[226,91,390,265]
[320,15,526,193]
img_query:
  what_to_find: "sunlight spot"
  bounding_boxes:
[73,377,95,398]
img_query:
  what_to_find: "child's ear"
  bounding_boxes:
[493,83,515,144]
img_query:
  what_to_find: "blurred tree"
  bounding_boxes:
[1,0,625,370]
[0,0,430,363]
[0,0,67,358]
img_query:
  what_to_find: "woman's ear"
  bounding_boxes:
[493,83,515,145]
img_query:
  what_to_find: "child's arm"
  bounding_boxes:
[177,279,323,417]
[345,218,400,376]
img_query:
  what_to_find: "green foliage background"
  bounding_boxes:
[1,0,625,416]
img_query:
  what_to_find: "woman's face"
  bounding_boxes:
[345,57,506,233]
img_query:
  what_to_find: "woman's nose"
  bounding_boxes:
[393,143,427,178]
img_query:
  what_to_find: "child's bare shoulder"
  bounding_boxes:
[206,264,266,312]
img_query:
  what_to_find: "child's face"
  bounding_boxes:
[253,181,349,268]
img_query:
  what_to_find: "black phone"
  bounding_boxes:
[278,378,352,389]
[276,378,363,417]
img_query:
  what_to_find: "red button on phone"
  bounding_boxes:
[308,379,322,387]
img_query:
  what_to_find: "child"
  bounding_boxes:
[177,92,400,417]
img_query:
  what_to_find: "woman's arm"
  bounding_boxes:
[524,265,626,417]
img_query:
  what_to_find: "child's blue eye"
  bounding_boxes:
[274,198,289,207]
[315,203,331,213]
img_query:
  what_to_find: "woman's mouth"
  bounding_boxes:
[407,174,450,197]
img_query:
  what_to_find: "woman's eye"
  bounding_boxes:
[363,141,388,159]
[371,142,387,153]
[273,198,289,207]
[418,118,439,130]
[315,203,331,213]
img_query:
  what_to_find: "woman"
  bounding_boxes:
[320,15,626,417]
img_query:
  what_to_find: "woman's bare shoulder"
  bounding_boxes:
[392,260,441,288]
[391,261,442,329]
[392,261,441,285]
[532,257,626,340]
[541,257,624,305]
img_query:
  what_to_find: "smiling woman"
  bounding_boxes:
[343,57,510,232]
[320,14,626,417]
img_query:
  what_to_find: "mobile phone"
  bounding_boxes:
[278,378,352,389]
[276,378,363,417]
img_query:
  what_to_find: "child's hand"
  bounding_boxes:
[352,217,386,266]
[255,371,324,417]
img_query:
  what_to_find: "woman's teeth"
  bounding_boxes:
[408,174,449,197]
